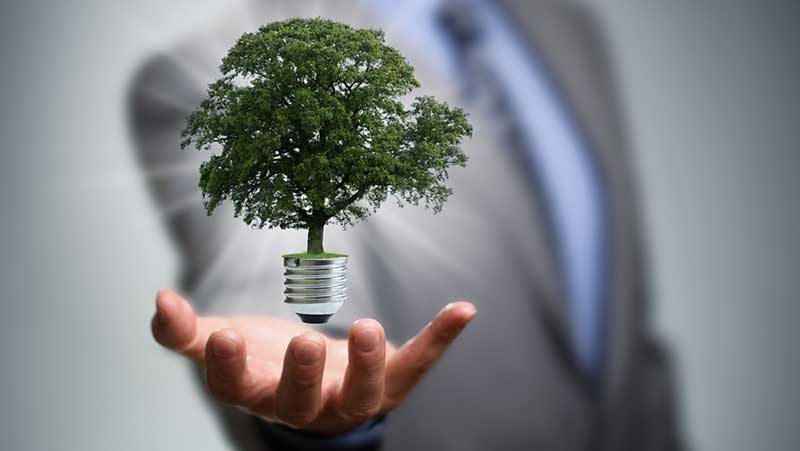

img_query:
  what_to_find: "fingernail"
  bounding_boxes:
[212,336,238,359]
[293,339,323,365]
[354,327,380,352]
[463,304,478,319]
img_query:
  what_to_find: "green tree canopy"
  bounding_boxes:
[182,17,472,254]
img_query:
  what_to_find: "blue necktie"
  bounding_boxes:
[437,0,610,382]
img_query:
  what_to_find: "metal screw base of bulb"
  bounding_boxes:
[283,256,348,324]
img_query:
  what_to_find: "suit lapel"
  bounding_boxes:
[498,0,642,401]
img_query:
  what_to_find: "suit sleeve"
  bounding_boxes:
[127,51,301,317]
[127,54,232,306]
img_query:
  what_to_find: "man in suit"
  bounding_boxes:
[129,0,685,449]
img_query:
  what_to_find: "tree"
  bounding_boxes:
[182,18,472,254]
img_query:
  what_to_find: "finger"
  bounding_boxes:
[150,289,227,363]
[275,332,326,428]
[338,319,386,422]
[205,329,253,405]
[384,301,477,406]
[151,289,197,352]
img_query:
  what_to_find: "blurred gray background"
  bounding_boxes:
[1,1,798,450]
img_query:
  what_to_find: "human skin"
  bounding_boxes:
[150,289,477,434]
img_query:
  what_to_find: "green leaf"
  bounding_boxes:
[181,17,472,248]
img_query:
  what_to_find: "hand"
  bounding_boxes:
[150,289,477,434]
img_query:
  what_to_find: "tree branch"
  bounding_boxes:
[331,187,367,215]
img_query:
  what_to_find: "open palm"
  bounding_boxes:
[151,290,477,434]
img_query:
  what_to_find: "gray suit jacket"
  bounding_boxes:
[128,1,685,450]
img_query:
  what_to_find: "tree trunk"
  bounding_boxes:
[307,222,325,254]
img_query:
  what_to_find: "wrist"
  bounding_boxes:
[254,416,386,451]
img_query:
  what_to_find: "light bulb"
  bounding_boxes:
[283,256,348,323]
